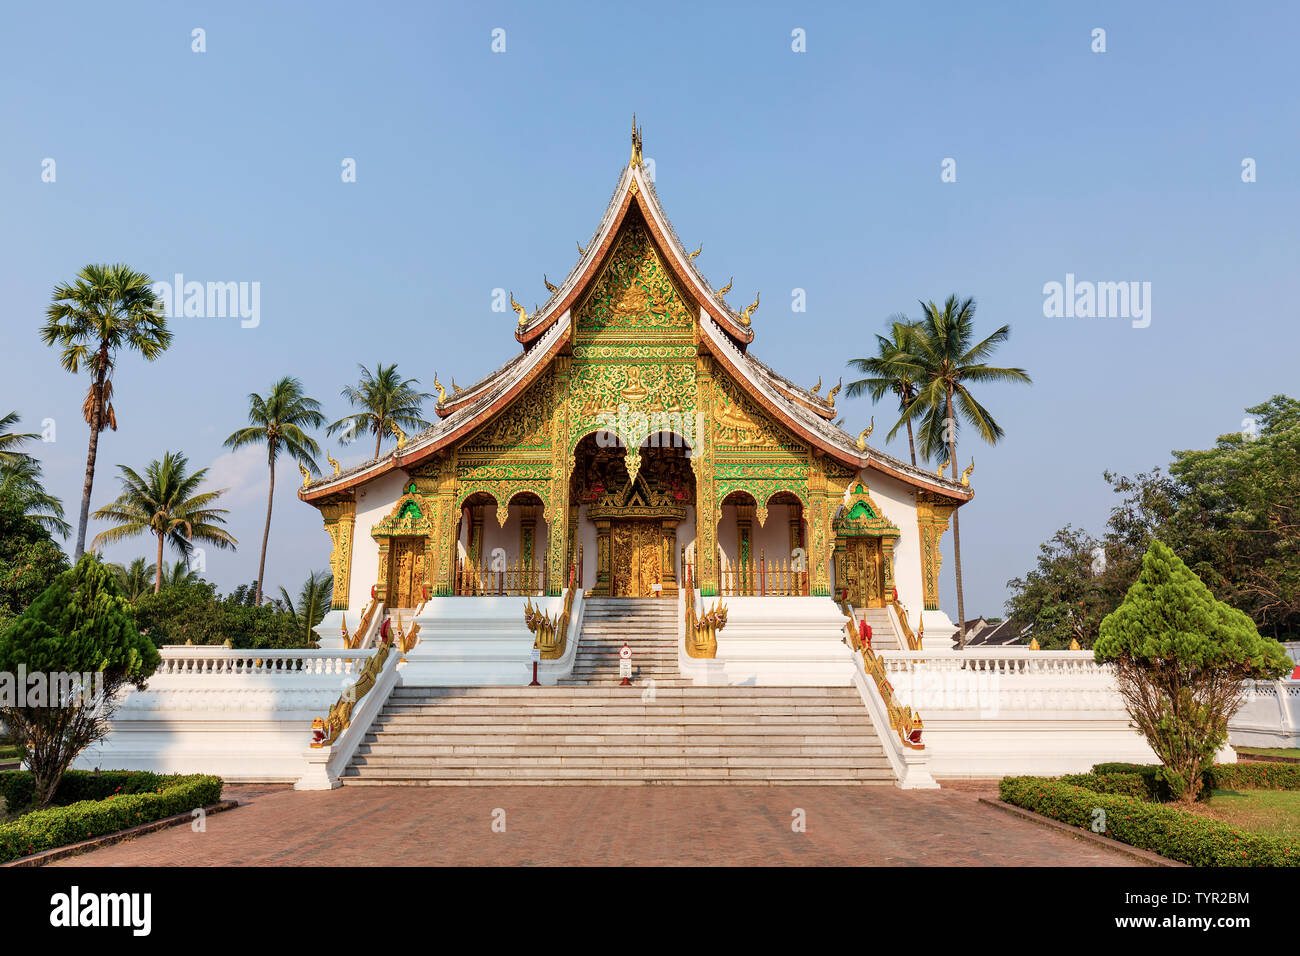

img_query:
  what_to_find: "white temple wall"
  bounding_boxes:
[349,469,411,611]
[853,469,925,615]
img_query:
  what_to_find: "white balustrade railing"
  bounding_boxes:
[877,648,1123,714]
[155,647,375,677]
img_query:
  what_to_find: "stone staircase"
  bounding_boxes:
[340,685,894,786]
[856,607,901,651]
[558,597,686,687]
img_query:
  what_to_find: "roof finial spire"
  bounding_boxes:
[630,113,643,168]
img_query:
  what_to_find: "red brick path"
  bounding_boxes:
[49,783,1129,866]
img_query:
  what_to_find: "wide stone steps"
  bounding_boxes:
[341,685,891,786]
[560,597,683,685]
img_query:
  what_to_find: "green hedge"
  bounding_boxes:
[0,772,222,864]
[1090,761,1300,795]
[1061,771,1157,800]
[999,776,1300,866]
[0,770,179,815]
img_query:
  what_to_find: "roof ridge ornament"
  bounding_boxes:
[630,113,644,168]
[544,274,558,293]
[688,243,702,260]
[716,276,733,298]
[739,291,759,326]
[576,239,587,257]
[509,291,528,327]
[857,417,874,450]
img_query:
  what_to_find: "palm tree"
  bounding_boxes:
[225,377,325,604]
[0,411,40,467]
[327,363,433,460]
[40,264,171,559]
[0,456,70,537]
[90,451,237,594]
[897,295,1031,648]
[159,559,201,589]
[109,557,156,602]
[844,318,924,466]
[278,570,334,645]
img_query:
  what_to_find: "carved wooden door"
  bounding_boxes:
[611,521,662,597]
[844,538,884,609]
[387,537,425,608]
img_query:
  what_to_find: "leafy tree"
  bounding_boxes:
[896,295,1031,646]
[225,377,325,604]
[278,570,333,645]
[0,499,70,632]
[133,579,307,649]
[1005,525,1110,648]
[1095,540,1291,802]
[327,362,432,460]
[0,555,160,808]
[40,265,171,559]
[844,319,923,465]
[90,451,237,594]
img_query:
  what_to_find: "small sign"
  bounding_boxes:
[619,644,632,660]
[531,646,541,663]
[619,659,632,679]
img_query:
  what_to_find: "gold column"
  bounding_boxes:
[916,493,957,611]
[808,453,832,597]
[321,498,356,610]
[519,504,539,570]
[695,355,720,597]
[469,504,485,567]
[546,354,572,596]
[734,502,754,572]
[661,519,679,593]
[593,517,612,596]
[414,452,457,596]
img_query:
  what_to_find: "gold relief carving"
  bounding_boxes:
[712,370,801,451]
[917,493,958,611]
[320,499,356,610]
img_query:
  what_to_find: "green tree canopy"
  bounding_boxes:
[1095,539,1291,801]
[0,554,160,807]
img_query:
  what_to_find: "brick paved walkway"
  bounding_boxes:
[49,783,1128,866]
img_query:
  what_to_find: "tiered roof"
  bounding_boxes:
[302,133,972,506]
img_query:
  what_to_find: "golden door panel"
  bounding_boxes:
[387,537,426,608]
[843,538,884,609]
[611,521,663,597]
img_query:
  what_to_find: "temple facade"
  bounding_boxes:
[300,129,972,636]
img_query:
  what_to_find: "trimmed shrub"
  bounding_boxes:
[0,772,222,863]
[999,776,1300,866]
[1090,761,1300,795]
[0,769,175,815]
[1061,771,1157,800]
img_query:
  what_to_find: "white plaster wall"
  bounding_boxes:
[850,468,924,614]
[349,469,411,611]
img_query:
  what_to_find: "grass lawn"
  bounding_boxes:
[1187,788,1300,840]
[0,745,21,769]
[1236,747,1300,759]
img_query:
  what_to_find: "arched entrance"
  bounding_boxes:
[570,431,694,597]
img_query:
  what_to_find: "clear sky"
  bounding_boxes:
[2,1,1297,616]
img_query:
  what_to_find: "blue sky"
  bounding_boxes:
[2,1,1297,615]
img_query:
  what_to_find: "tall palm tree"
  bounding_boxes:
[278,570,334,645]
[844,318,924,466]
[327,363,433,460]
[90,451,237,594]
[225,377,325,604]
[0,410,40,467]
[109,557,157,602]
[0,456,70,537]
[40,264,171,559]
[897,295,1031,648]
